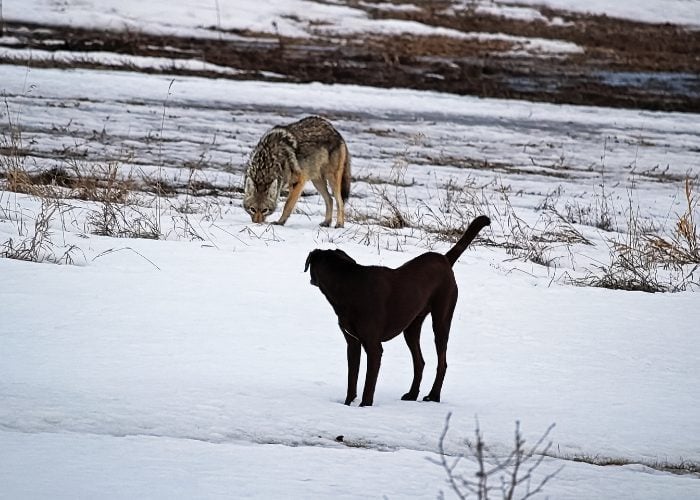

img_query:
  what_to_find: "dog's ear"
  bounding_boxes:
[304,250,319,272]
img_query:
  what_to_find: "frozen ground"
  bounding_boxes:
[1,1,700,499]
[3,64,698,237]
[6,0,700,37]
[3,0,698,112]
[1,196,698,498]
[507,0,700,26]
[2,61,700,498]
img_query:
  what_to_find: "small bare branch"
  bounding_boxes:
[436,415,560,500]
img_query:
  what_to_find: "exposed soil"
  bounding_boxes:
[1,1,699,112]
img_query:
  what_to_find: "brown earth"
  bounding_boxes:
[1,1,699,112]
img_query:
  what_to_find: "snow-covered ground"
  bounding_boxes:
[6,0,700,37]
[4,0,695,87]
[506,0,700,26]
[0,192,698,498]
[3,64,697,238]
[2,1,700,499]
[2,61,700,498]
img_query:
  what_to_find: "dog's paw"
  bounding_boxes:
[344,395,356,405]
[401,392,418,401]
[422,394,441,403]
[319,220,331,227]
[359,400,373,407]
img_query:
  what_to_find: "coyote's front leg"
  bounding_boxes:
[274,175,308,225]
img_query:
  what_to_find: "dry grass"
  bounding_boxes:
[421,176,492,243]
[67,162,134,203]
[0,133,228,242]
[3,111,698,293]
[0,103,35,195]
[350,152,696,294]
[547,452,700,476]
[645,178,700,266]
[0,111,82,264]
[570,183,699,293]
[86,200,161,240]
[0,198,81,264]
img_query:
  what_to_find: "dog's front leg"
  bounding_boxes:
[359,342,383,407]
[343,332,361,405]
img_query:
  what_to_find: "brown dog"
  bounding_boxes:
[304,215,490,406]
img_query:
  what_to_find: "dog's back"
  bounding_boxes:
[309,250,455,340]
[341,213,490,312]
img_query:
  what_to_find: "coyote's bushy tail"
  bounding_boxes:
[340,144,351,202]
[445,215,491,266]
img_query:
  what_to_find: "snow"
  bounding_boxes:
[3,0,354,39]
[0,47,250,76]
[359,2,422,14]
[449,2,550,23]
[2,64,697,196]
[308,16,582,54]
[2,61,700,497]
[2,0,700,498]
[504,0,700,27]
[5,0,698,42]
[9,0,691,66]
[2,432,700,499]
[1,189,699,498]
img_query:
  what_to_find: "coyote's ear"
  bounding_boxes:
[244,176,255,195]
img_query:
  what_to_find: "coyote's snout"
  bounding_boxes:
[243,116,351,227]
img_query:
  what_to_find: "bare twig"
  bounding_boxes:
[433,413,560,500]
[92,246,161,270]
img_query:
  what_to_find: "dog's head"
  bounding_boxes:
[304,249,357,286]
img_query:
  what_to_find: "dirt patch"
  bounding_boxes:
[1,1,699,112]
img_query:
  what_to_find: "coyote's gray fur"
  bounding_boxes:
[243,116,351,227]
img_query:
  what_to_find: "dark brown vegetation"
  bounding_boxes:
[1,0,698,112]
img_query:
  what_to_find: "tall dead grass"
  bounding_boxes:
[570,180,699,293]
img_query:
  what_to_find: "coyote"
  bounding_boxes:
[243,116,351,227]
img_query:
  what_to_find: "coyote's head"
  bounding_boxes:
[243,176,280,223]
[243,126,297,223]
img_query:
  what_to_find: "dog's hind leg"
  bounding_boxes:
[401,313,428,401]
[343,331,361,405]
[359,342,383,407]
[423,293,458,403]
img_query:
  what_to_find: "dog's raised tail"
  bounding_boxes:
[445,215,491,266]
